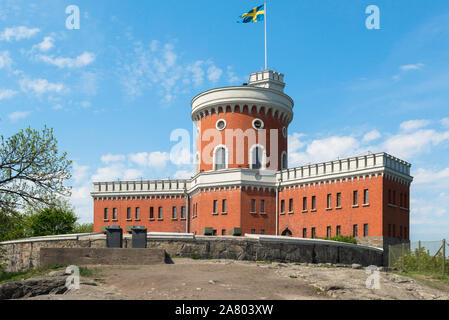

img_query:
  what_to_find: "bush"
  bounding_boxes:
[72,223,94,234]
[395,247,448,275]
[29,207,77,237]
[323,235,357,244]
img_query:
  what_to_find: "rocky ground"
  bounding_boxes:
[5,258,449,300]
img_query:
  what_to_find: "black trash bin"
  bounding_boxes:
[106,225,123,248]
[132,226,147,248]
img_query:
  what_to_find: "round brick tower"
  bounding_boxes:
[191,70,294,173]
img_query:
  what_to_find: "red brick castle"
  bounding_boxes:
[92,70,413,248]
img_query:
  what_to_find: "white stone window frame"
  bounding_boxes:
[252,118,265,131]
[216,119,227,131]
[213,144,229,170]
[249,144,267,170]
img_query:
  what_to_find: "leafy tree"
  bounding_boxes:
[0,210,32,241]
[0,126,72,213]
[73,223,94,234]
[28,206,78,237]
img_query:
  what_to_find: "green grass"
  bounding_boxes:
[321,235,357,244]
[395,271,449,291]
[0,267,49,284]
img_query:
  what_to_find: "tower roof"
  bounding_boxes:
[248,70,285,92]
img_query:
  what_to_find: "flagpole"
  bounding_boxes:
[264,0,268,70]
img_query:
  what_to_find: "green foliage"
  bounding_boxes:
[190,252,201,260]
[72,223,94,234]
[323,235,357,244]
[0,126,72,213]
[0,210,32,241]
[395,246,448,275]
[28,206,77,237]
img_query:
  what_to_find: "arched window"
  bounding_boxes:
[213,145,227,170]
[249,144,266,169]
[281,151,288,169]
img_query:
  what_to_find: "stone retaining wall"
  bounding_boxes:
[0,233,383,272]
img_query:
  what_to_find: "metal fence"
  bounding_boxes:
[388,239,448,276]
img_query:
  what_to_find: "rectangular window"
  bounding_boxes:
[289,198,293,212]
[388,189,392,203]
[404,227,408,239]
[150,207,154,220]
[327,194,332,209]
[104,208,109,220]
[311,227,316,239]
[336,225,341,236]
[302,197,307,211]
[364,189,369,205]
[400,225,403,238]
[158,207,163,219]
[393,190,396,205]
[260,199,265,213]
[311,196,316,211]
[353,224,358,237]
[213,200,218,214]
[222,199,227,213]
[181,206,186,219]
[260,229,265,235]
[280,199,285,213]
[135,207,140,220]
[353,191,358,206]
[112,208,117,220]
[327,226,331,238]
[172,206,177,219]
[213,229,217,236]
[127,207,131,220]
[400,193,403,207]
[364,224,369,237]
[388,224,391,237]
[251,229,256,234]
[251,199,256,212]
[336,193,341,208]
[222,229,226,236]
[302,228,307,238]
[393,224,396,237]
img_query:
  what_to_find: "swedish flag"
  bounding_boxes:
[239,4,265,23]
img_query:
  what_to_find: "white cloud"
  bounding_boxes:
[129,151,170,169]
[19,78,64,95]
[91,164,143,182]
[289,135,361,166]
[400,63,424,71]
[441,118,449,128]
[173,169,193,179]
[120,40,226,102]
[100,154,126,164]
[382,129,449,159]
[72,162,89,184]
[362,130,381,143]
[226,66,241,84]
[38,51,95,68]
[8,111,31,121]
[0,89,17,101]
[413,167,449,186]
[0,26,40,41]
[207,65,223,82]
[0,51,12,69]
[33,36,54,52]
[399,119,431,132]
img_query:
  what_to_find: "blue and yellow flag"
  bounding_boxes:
[239,4,265,23]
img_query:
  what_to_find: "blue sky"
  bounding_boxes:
[1,0,448,241]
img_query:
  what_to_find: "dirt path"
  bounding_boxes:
[22,259,449,300]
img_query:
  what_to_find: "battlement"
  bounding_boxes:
[248,70,285,92]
